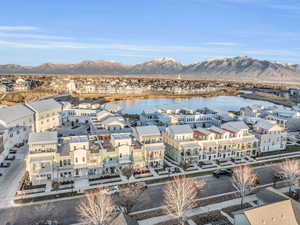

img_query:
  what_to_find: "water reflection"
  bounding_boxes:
[105,96,277,114]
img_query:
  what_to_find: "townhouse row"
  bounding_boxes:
[27,119,287,185]
[0,98,62,164]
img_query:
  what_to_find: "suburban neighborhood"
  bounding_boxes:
[1,94,300,225]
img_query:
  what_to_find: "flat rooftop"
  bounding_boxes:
[29,131,58,144]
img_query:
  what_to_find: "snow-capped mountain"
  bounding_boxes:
[0,56,299,82]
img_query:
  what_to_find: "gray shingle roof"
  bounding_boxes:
[26,99,61,113]
[28,131,58,144]
[135,125,161,137]
[167,124,193,135]
[110,212,138,225]
[0,103,34,126]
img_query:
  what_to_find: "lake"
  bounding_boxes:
[104,96,277,114]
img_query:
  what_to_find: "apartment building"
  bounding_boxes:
[133,125,165,168]
[26,99,62,132]
[27,131,152,185]
[90,110,127,132]
[253,119,287,153]
[62,108,97,123]
[0,104,35,164]
[26,132,58,184]
[266,110,300,128]
[164,122,258,164]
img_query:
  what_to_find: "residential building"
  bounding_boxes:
[164,122,258,164]
[90,110,127,132]
[26,99,62,132]
[253,119,287,153]
[0,104,35,164]
[26,132,150,185]
[266,110,300,128]
[234,187,300,225]
[26,131,58,184]
[133,125,165,168]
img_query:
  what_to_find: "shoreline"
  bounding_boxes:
[239,93,295,107]
[92,90,239,104]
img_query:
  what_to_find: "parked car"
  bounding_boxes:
[273,172,285,181]
[101,186,120,195]
[213,169,233,178]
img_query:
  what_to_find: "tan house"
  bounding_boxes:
[234,187,300,225]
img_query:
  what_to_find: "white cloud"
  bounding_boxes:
[206,42,240,46]
[0,39,216,53]
[0,33,73,40]
[0,26,39,31]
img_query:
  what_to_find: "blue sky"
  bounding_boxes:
[0,0,300,65]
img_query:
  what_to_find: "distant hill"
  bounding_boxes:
[1,56,300,82]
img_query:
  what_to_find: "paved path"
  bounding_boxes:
[0,164,279,225]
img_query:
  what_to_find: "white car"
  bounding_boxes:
[101,186,120,195]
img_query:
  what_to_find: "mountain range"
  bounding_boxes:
[1,56,300,82]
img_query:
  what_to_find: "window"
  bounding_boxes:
[75,157,78,163]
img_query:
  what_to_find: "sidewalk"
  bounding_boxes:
[5,151,300,210]
[137,186,290,225]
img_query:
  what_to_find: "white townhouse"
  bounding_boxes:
[26,99,62,132]
[133,125,165,168]
[26,131,154,186]
[266,110,300,129]
[0,104,35,164]
[253,119,287,153]
[90,110,127,133]
[62,108,97,123]
[26,131,58,185]
[164,122,258,164]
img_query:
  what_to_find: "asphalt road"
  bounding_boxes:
[0,164,279,225]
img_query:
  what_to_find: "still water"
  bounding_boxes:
[104,96,277,114]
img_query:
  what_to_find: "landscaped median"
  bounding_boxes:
[13,147,300,205]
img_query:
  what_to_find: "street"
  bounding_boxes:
[0,164,278,225]
[0,146,27,209]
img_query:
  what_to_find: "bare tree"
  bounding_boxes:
[232,165,257,207]
[164,175,205,225]
[122,166,133,183]
[77,191,115,225]
[279,159,300,194]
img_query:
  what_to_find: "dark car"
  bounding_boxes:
[213,169,233,178]
[273,172,285,181]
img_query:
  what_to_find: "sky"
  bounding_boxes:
[0,0,300,65]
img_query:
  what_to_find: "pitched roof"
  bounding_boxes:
[28,131,58,144]
[195,127,211,136]
[244,200,300,225]
[135,125,161,137]
[167,124,193,135]
[26,99,61,113]
[221,121,249,132]
[110,212,138,225]
[254,119,278,131]
[0,103,34,126]
[208,126,226,135]
[96,110,114,121]
[239,188,300,225]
